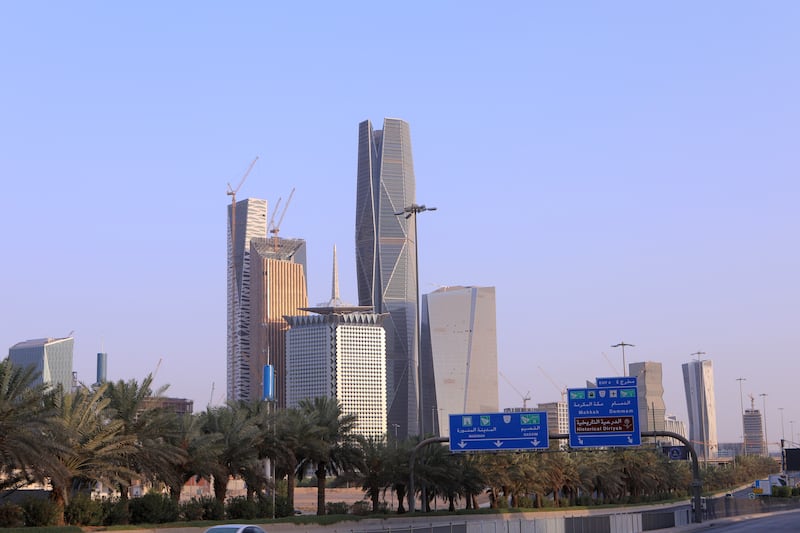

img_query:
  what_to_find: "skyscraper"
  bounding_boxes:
[227,198,267,402]
[743,406,766,456]
[8,336,74,391]
[249,236,308,406]
[682,359,718,460]
[285,247,388,439]
[355,118,419,438]
[420,286,499,437]
[629,361,667,434]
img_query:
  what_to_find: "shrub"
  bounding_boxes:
[101,498,130,525]
[772,485,792,498]
[198,496,224,520]
[0,502,24,528]
[21,497,62,527]
[129,493,180,524]
[350,500,371,515]
[179,499,206,521]
[65,494,104,526]
[272,494,292,518]
[325,501,349,515]
[226,496,258,520]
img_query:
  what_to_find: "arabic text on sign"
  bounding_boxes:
[574,416,635,433]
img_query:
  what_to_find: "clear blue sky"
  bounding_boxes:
[2,2,798,444]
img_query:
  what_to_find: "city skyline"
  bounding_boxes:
[2,3,799,444]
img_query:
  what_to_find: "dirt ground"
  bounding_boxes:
[292,487,483,514]
[293,487,370,513]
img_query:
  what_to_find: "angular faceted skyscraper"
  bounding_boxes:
[420,286,499,438]
[356,118,419,438]
[8,336,74,391]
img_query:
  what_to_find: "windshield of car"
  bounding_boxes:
[205,527,242,533]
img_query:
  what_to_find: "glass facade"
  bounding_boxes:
[8,337,74,391]
[355,118,419,438]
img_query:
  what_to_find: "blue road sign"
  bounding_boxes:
[567,379,640,448]
[662,446,689,460]
[596,376,638,388]
[449,412,549,452]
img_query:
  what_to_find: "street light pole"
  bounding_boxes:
[737,377,746,454]
[760,393,768,456]
[611,342,635,376]
[395,203,436,436]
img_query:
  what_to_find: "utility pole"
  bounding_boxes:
[737,377,746,454]
[760,393,768,456]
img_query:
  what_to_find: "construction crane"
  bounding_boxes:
[227,156,259,257]
[601,352,621,375]
[538,366,567,402]
[269,187,295,251]
[499,370,531,410]
[227,157,259,374]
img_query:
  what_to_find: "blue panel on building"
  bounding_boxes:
[263,364,274,401]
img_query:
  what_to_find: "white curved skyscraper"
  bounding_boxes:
[682,359,718,460]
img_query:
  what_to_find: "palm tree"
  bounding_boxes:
[358,435,390,512]
[161,412,223,502]
[42,384,138,515]
[102,375,186,498]
[297,397,361,515]
[199,403,263,502]
[271,406,317,512]
[383,437,412,513]
[0,360,55,491]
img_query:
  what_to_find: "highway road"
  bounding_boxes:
[688,508,800,532]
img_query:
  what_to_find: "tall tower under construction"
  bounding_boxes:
[227,198,267,402]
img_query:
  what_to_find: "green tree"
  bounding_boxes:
[0,360,56,491]
[43,385,137,513]
[199,404,263,502]
[297,397,361,515]
[358,435,390,513]
[102,375,187,498]
[161,412,223,502]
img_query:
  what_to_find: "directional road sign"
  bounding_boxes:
[596,376,639,388]
[567,377,640,448]
[449,412,549,452]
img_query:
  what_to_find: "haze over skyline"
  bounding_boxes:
[2,2,798,444]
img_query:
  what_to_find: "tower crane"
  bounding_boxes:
[538,366,567,402]
[601,352,621,375]
[227,157,258,371]
[499,370,531,410]
[269,187,295,251]
[227,157,259,246]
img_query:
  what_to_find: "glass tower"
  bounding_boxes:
[227,198,268,402]
[682,359,718,460]
[355,118,418,438]
[8,337,74,391]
